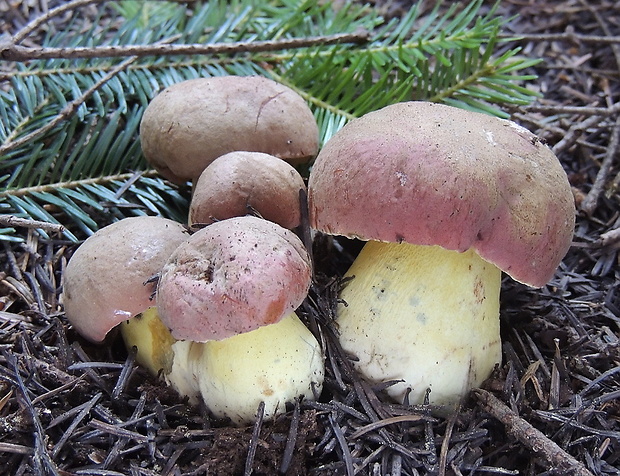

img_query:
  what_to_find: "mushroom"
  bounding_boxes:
[62,216,187,344]
[307,101,575,406]
[154,216,324,424]
[189,151,306,230]
[139,75,319,184]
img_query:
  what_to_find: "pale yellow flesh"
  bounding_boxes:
[337,241,502,406]
[120,306,176,376]
[119,307,201,403]
[190,312,324,425]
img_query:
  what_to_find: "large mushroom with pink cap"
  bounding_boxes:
[308,101,575,407]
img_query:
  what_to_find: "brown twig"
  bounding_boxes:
[581,0,620,74]
[551,102,620,155]
[0,215,65,234]
[11,0,106,43]
[517,104,620,117]
[580,115,620,215]
[595,226,620,249]
[502,32,620,44]
[474,389,595,476]
[244,401,264,476]
[1,32,371,62]
[437,409,458,476]
[349,414,427,439]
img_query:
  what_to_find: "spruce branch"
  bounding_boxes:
[0,55,137,155]
[502,32,620,45]
[1,0,544,242]
[0,171,159,199]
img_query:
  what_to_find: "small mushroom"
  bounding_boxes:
[62,216,187,343]
[308,101,575,406]
[155,216,324,424]
[140,75,319,184]
[189,151,306,230]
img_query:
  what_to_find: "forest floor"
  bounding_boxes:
[1,0,620,474]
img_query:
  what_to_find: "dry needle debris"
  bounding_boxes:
[1,0,620,475]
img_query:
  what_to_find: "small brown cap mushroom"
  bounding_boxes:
[156,216,312,342]
[189,151,306,230]
[308,101,576,287]
[63,216,188,342]
[140,75,319,184]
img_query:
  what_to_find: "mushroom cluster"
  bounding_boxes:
[64,77,575,425]
[63,75,324,425]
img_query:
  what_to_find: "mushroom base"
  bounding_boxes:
[190,312,325,425]
[337,241,502,407]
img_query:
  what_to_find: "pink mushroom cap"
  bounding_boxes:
[63,216,188,342]
[156,216,312,342]
[308,101,576,287]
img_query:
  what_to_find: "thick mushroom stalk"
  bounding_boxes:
[338,242,501,405]
[120,306,177,377]
[190,312,324,425]
[122,306,324,424]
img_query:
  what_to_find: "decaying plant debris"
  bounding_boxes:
[1,0,620,474]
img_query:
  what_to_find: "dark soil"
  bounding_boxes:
[1,0,620,475]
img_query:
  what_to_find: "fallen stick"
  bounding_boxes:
[0,215,65,234]
[474,389,594,476]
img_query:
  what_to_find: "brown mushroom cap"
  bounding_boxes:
[156,216,312,342]
[140,75,319,184]
[63,216,188,342]
[189,151,306,230]
[308,101,575,287]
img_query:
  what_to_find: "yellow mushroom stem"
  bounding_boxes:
[337,240,502,407]
[120,308,200,402]
[120,306,176,376]
[121,308,324,425]
[190,312,324,425]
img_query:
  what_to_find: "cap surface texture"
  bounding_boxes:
[308,101,575,286]
[140,75,319,183]
[157,216,312,341]
[63,216,188,342]
[189,151,306,229]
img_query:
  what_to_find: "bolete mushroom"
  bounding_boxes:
[308,101,575,406]
[140,75,319,184]
[62,216,187,344]
[189,151,306,230]
[154,216,324,424]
